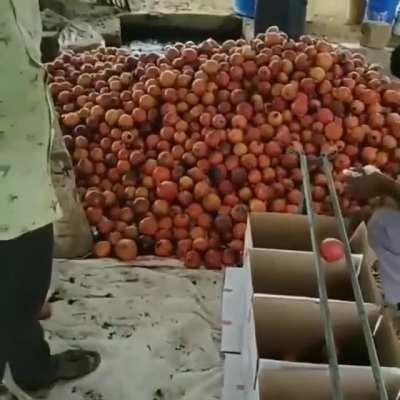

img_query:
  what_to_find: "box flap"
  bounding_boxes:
[349,221,382,304]
[242,303,259,392]
[349,221,377,267]
[221,267,248,354]
[249,380,260,400]
[222,353,260,400]
[244,214,253,254]
[374,309,400,367]
[222,354,246,400]
[358,252,382,305]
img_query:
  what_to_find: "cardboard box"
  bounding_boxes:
[222,353,246,400]
[221,267,248,354]
[246,249,379,303]
[245,213,341,251]
[256,360,400,400]
[245,212,376,263]
[222,353,260,400]
[222,213,391,398]
[244,213,373,258]
[244,294,400,391]
[222,357,400,400]
[243,212,382,305]
[222,354,260,400]
[221,248,381,354]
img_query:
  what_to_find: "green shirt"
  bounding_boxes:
[0,0,61,240]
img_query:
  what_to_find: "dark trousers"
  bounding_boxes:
[0,224,54,388]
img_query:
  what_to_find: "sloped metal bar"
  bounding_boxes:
[300,153,344,400]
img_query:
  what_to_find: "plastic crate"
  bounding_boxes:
[366,0,399,24]
[233,0,255,18]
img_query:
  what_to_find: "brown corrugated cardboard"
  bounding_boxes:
[246,249,376,302]
[244,213,373,259]
[375,308,400,368]
[245,294,400,391]
[244,213,345,251]
[222,212,392,398]
[348,221,382,305]
[223,356,400,400]
[256,360,400,400]
[221,249,381,354]
[361,21,392,49]
[243,212,381,305]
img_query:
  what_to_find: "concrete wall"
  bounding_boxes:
[307,0,365,24]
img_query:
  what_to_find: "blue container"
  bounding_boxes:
[366,0,399,24]
[234,0,255,18]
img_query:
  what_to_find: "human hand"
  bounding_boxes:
[344,172,392,200]
[347,206,373,232]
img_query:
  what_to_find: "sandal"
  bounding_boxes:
[52,350,101,381]
[18,350,101,397]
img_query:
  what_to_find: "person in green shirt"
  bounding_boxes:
[0,0,100,395]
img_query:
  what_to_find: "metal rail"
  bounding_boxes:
[321,155,389,400]
[300,154,344,400]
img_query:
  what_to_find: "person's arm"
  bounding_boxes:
[345,172,400,204]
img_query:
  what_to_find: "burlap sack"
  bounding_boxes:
[51,119,93,258]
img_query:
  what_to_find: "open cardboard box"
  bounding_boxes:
[243,212,381,305]
[244,212,360,251]
[256,360,400,400]
[222,356,400,400]
[221,246,380,354]
[246,248,380,304]
[242,294,400,392]
[244,213,376,265]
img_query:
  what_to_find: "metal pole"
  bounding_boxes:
[322,156,389,400]
[300,154,344,400]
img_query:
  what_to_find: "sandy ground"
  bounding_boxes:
[41,260,223,400]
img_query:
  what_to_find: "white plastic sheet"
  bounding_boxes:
[43,259,223,400]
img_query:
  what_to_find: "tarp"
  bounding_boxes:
[43,259,223,400]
